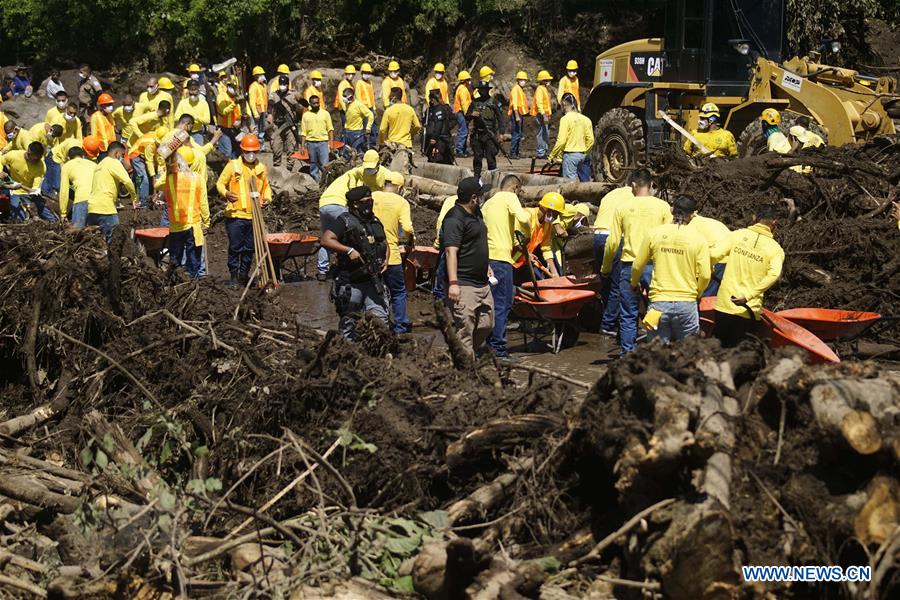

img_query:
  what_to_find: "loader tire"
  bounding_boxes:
[738,112,829,157]
[591,108,645,184]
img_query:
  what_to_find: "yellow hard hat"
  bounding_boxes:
[457,70,471,81]
[566,60,578,71]
[479,66,495,79]
[434,63,445,73]
[537,70,553,81]
[699,102,720,118]
[539,192,565,213]
[345,65,356,74]
[277,64,290,75]
[388,60,400,72]
[187,63,201,73]
[177,146,195,164]
[761,108,781,125]
[386,171,405,186]
[252,66,265,76]
[310,70,322,80]
[157,76,174,90]
[362,149,380,169]
[516,71,528,81]
[360,63,373,73]
[154,126,170,141]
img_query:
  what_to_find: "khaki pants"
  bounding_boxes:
[270,125,299,167]
[445,284,495,358]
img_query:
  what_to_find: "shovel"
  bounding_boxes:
[515,230,543,301]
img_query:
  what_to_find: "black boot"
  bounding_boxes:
[227,273,240,289]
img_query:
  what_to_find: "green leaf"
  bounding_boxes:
[351,440,378,453]
[419,510,449,531]
[193,445,209,457]
[159,442,172,464]
[80,446,93,467]
[158,488,176,511]
[384,533,422,556]
[94,449,108,469]
[531,555,562,573]
[136,428,153,452]
[205,477,223,492]
[391,575,415,593]
[186,479,205,494]
[157,513,172,533]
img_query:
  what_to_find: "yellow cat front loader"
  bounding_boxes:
[583,0,898,182]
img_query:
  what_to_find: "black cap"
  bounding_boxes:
[673,195,697,214]
[456,177,490,201]
[346,185,372,204]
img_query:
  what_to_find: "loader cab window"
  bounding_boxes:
[663,0,706,82]
[683,0,705,49]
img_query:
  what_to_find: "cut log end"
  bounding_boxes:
[840,410,882,455]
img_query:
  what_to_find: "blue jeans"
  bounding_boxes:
[337,279,390,340]
[455,112,468,154]
[343,129,367,153]
[535,115,549,158]
[487,260,514,356]
[649,301,700,344]
[256,112,266,149]
[41,156,61,196]
[131,156,151,207]
[594,233,622,332]
[70,202,88,229]
[367,118,379,149]
[383,265,411,334]
[703,263,726,297]
[562,152,586,180]
[86,213,119,242]
[225,217,254,276]
[217,127,239,159]
[160,202,170,227]
[509,116,523,157]
[577,154,592,182]
[432,251,447,300]
[11,193,58,222]
[307,141,329,181]
[191,132,205,145]
[317,204,348,275]
[168,229,203,279]
[618,262,653,354]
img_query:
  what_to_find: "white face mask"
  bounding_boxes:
[257,75,265,83]
[345,74,354,81]
[544,214,555,224]
[189,94,198,101]
[343,95,353,104]
[518,80,526,86]
[279,85,288,92]
[64,114,75,122]
[148,85,158,94]
[435,73,443,80]
[243,152,256,163]
[56,100,67,109]
[389,71,399,78]
[698,118,709,131]
[103,105,114,113]
[227,86,235,95]
[191,73,200,80]
[313,80,322,88]
[362,73,371,81]
[124,105,134,113]
[567,71,577,78]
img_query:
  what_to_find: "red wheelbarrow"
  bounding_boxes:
[134,227,170,265]
[266,233,319,282]
[290,140,346,161]
[521,275,603,293]
[512,287,597,353]
[761,309,840,364]
[403,246,440,292]
[775,308,890,342]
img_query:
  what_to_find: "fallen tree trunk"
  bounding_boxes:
[447,457,534,525]
[519,181,614,202]
[446,414,564,470]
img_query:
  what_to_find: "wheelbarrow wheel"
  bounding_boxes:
[576,298,604,333]
[559,323,580,349]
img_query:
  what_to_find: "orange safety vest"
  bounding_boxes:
[530,85,552,117]
[453,85,472,114]
[512,211,551,269]
[355,80,375,109]
[127,132,157,159]
[218,97,241,128]
[334,80,353,109]
[91,111,116,148]
[507,84,529,116]
[225,159,270,216]
[165,170,202,228]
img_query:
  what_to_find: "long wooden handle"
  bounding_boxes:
[656,111,711,155]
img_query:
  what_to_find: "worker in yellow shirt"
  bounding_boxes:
[0,143,53,221]
[2,119,31,155]
[304,70,326,105]
[430,193,458,300]
[688,212,731,296]
[474,66,494,99]
[270,64,292,93]
[340,87,373,154]
[683,103,737,158]
[335,65,356,129]
[216,134,271,286]
[531,71,553,159]
[58,145,96,228]
[163,146,209,279]
[513,191,565,279]
[175,80,211,144]
[381,61,408,108]
[28,123,64,197]
[481,175,531,358]
[300,94,334,181]
[182,63,202,94]
[557,60,580,109]
[127,125,166,208]
[137,76,175,128]
[378,88,421,149]
[0,110,7,151]
[550,202,591,271]
[549,92,594,180]
[123,100,171,147]
[55,103,83,143]
[216,80,242,158]
[317,149,393,279]
[425,63,449,105]
[111,95,137,140]
[45,90,70,127]
[714,204,784,346]
[90,93,117,150]
[87,141,135,241]
[631,195,711,344]
[787,116,825,173]
[248,66,268,151]
[508,71,530,159]
[453,71,472,157]
[601,169,672,354]
[355,63,378,149]
[761,109,791,155]
[373,172,415,333]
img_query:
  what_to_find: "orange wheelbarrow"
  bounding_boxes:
[761,309,840,364]
[512,287,597,353]
[403,246,441,293]
[290,140,346,161]
[265,233,319,282]
[520,275,603,294]
[774,308,893,342]
[134,227,170,266]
